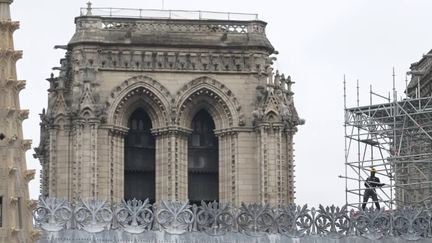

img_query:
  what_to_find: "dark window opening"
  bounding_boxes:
[124,108,156,203]
[188,110,219,205]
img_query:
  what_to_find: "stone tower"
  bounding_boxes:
[36,6,303,207]
[0,0,36,242]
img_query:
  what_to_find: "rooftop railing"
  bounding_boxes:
[34,197,432,241]
[80,7,259,21]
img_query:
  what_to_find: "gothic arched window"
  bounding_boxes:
[124,108,155,202]
[188,110,219,204]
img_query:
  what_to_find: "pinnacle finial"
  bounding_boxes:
[86,1,92,16]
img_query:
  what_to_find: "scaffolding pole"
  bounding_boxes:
[343,78,432,210]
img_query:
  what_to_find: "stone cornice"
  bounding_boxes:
[71,49,270,74]
[255,122,285,128]
[98,68,260,75]
[214,126,254,136]
[100,124,129,136]
[151,126,192,136]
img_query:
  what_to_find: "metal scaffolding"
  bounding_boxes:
[343,76,432,210]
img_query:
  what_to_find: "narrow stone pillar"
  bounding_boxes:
[153,127,190,202]
[107,126,128,202]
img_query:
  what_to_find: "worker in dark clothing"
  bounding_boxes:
[362,167,384,210]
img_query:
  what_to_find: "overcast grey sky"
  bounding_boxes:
[10,0,432,206]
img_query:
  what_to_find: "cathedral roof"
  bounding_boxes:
[68,15,274,53]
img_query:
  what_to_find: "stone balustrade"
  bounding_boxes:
[33,197,432,242]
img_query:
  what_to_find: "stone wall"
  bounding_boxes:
[36,14,303,206]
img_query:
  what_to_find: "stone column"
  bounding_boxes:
[71,120,83,200]
[153,127,191,202]
[284,129,296,204]
[96,126,112,200]
[256,123,286,206]
[107,126,128,202]
[217,130,251,207]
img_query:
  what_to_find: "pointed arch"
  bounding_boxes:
[106,75,172,129]
[175,76,244,130]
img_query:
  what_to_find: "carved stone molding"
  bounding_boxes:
[24,169,36,184]
[30,230,42,242]
[101,125,129,137]
[151,126,192,137]
[99,19,265,34]
[253,70,304,128]
[8,166,16,176]
[21,139,32,151]
[9,196,18,205]
[27,199,38,211]
[106,75,172,127]
[0,49,22,62]
[5,79,26,91]
[0,20,20,33]
[18,109,29,121]
[93,50,268,74]
[175,76,244,128]
[214,127,252,137]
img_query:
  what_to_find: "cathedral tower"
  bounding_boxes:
[0,0,36,242]
[36,6,303,207]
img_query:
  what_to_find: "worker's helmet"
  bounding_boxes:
[370,167,377,173]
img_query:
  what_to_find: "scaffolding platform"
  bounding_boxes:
[343,80,432,210]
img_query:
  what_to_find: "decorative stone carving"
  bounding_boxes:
[24,169,36,183]
[33,198,432,240]
[253,69,303,127]
[9,196,18,204]
[115,198,154,234]
[8,166,16,175]
[351,207,391,240]
[21,139,32,151]
[237,203,273,236]
[175,76,244,127]
[74,199,113,233]
[0,20,20,33]
[393,207,429,240]
[99,19,264,34]
[30,230,42,242]
[106,75,172,127]
[313,205,350,238]
[196,201,234,235]
[27,199,38,210]
[156,200,194,235]
[85,49,268,73]
[278,204,312,237]
[33,197,72,232]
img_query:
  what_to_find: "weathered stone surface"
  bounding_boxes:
[36,9,302,209]
[0,0,35,242]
